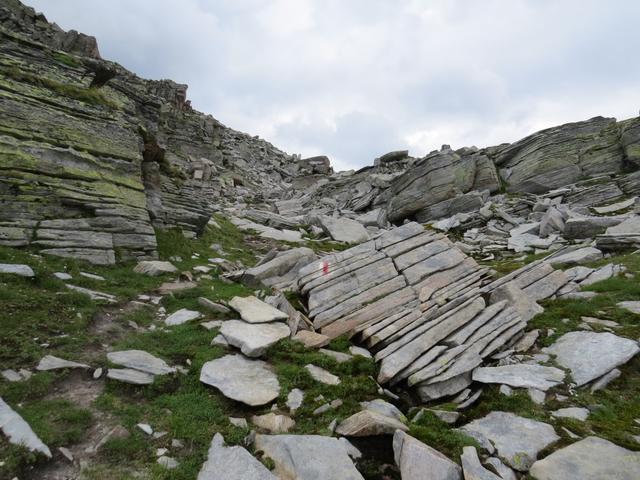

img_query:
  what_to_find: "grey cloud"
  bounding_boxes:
[25,0,640,170]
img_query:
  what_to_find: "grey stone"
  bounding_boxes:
[485,457,517,480]
[319,216,370,243]
[220,320,290,357]
[251,413,296,433]
[551,407,589,421]
[200,355,279,406]
[293,330,330,348]
[0,263,35,277]
[228,296,289,323]
[0,396,51,457]
[349,346,372,358]
[490,282,543,322]
[255,434,364,480]
[361,399,406,422]
[36,355,90,371]
[197,433,276,480]
[589,368,621,392]
[165,308,202,326]
[319,349,353,363]
[228,417,247,428]
[66,284,117,303]
[459,412,559,471]
[107,368,155,385]
[544,331,639,386]
[461,446,502,480]
[617,301,640,314]
[393,430,462,480]
[529,436,640,480]
[53,272,72,280]
[335,409,408,436]
[157,456,179,469]
[472,364,565,391]
[107,350,175,375]
[198,298,231,314]
[286,388,304,413]
[305,364,341,385]
[548,247,603,267]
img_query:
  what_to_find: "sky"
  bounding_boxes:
[26,0,640,171]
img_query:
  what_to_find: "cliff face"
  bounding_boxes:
[0,0,298,264]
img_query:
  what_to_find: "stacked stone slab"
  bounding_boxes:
[297,223,569,399]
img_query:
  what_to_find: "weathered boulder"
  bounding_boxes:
[319,216,370,243]
[0,263,35,277]
[197,433,276,480]
[133,260,177,276]
[459,412,559,471]
[543,331,639,386]
[472,364,565,391]
[200,355,280,406]
[165,308,202,326]
[393,430,462,480]
[335,409,408,437]
[254,434,364,480]
[529,436,640,480]
[228,296,289,324]
[220,320,290,357]
[0,396,51,458]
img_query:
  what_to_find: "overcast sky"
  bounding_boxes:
[27,0,640,171]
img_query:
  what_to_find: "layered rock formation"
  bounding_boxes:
[0,0,315,264]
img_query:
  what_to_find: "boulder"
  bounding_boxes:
[165,308,202,326]
[550,407,589,422]
[393,430,462,480]
[251,413,296,433]
[529,436,640,480]
[305,364,341,385]
[459,412,559,471]
[292,330,330,348]
[36,355,90,371]
[133,261,177,276]
[106,350,175,375]
[228,296,289,323]
[543,331,639,386]
[106,368,155,385]
[0,396,51,457]
[254,434,364,480]
[197,433,276,480]
[0,263,35,277]
[200,355,280,406]
[335,409,408,436]
[319,216,370,244]
[220,320,290,357]
[461,446,501,480]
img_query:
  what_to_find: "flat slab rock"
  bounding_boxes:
[107,350,175,375]
[461,446,502,480]
[220,320,290,357]
[551,407,589,422]
[543,331,640,386]
[472,364,565,391]
[36,355,89,371]
[255,434,364,480]
[319,216,370,244]
[529,436,640,480]
[459,411,559,471]
[107,368,155,385]
[393,430,461,480]
[197,433,276,480]
[0,396,51,457]
[305,364,341,385]
[228,296,289,323]
[165,308,202,326]
[548,247,603,266]
[200,354,280,406]
[0,263,35,277]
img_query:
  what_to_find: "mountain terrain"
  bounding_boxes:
[1,1,639,479]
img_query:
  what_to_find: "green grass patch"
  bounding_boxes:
[52,51,81,68]
[1,65,116,108]
[409,410,480,460]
